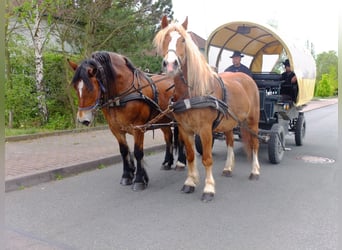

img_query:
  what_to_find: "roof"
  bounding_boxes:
[205,21,316,106]
[189,31,206,51]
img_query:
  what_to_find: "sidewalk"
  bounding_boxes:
[4,98,338,192]
[5,128,167,192]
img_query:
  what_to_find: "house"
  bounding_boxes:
[188,31,206,54]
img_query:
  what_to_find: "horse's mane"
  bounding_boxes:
[71,51,117,93]
[72,51,149,96]
[154,21,217,96]
[91,51,117,92]
[71,59,98,91]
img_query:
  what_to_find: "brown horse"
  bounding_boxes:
[153,16,261,202]
[68,51,186,191]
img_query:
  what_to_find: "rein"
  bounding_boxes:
[77,79,105,111]
[80,64,173,118]
[166,49,191,95]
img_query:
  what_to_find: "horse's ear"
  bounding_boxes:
[161,15,169,29]
[182,16,188,30]
[67,59,78,71]
[87,67,97,77]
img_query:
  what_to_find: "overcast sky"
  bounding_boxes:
[171,0,338,54]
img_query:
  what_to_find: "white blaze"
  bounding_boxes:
[78,80,84,98]
[166,31,181,63]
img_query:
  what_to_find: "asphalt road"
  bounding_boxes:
[5,104,338,250]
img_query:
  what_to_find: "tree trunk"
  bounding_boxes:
[33,9,48,123]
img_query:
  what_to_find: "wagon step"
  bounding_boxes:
[258,129,291,151]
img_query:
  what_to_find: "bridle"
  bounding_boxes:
[77,79,105,112]
[164,42,192,99]
[77,64,169,112]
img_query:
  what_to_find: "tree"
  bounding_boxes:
[5,0,175,129]
[315,51,338,97]
[59,0,173,58]
[12,0,63,124]
[315,74,332,97]
[48,0,80,123]
[315,51,338,83]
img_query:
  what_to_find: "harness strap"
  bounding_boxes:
[106,92,162,113]
[142,72,159,107]
[212,76,228,129]
[170,76,229,129]
[170,95,228,115]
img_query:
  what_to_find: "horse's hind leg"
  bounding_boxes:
[249,131,260,180]
[160,127,174,170]
[241,126,260,180]
[132,131,149,191]
[174,125,186,170]
[175,140,186,170]
[222,130,235,177]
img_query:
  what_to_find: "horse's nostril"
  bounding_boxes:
[173,60,178,67]
[162,60,167,68]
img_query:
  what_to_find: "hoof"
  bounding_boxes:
[120,177,133,186]
[175,161,186,171]
[181,185,195,193]
[160,164,172,170]
[174,165,186,171]
[201,192,214,202]
[249,173,259,180]
[222,170,232,177]
[132,182,147,191]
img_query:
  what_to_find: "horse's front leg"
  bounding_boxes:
[180,128,199,194]
[132,131,149,191]
[199,129,215,202]
[112,131,135,186]
[222,130,235,177]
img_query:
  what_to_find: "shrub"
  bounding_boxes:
[315,74,333,97]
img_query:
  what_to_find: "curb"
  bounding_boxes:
[5,125,109,142]
[5,145,165,192]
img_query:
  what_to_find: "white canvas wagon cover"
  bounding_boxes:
[205,21,316,106]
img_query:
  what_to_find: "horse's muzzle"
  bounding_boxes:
[80,120,91,126]
[77,110,94,126]
[162,58,180,76]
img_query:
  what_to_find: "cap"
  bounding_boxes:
[230,51,244,58]
[283,59,290,67]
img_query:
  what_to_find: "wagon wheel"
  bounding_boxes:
[268,124,285,164]
[195,134,214,155]
[295,114,305,146]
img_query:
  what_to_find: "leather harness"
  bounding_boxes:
[169,76,228,129]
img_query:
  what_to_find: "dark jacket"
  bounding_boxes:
[224,64,252,77]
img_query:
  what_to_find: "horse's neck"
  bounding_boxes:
[111,66,135,95]
[182,57,216,98]
[173,75,190,101]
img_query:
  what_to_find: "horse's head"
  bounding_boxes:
[154,16,217,97]
[153,16,189,76]
[68,58,104,126]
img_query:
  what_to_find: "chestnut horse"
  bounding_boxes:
[68,51,186,191]
[153,16,261,202]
